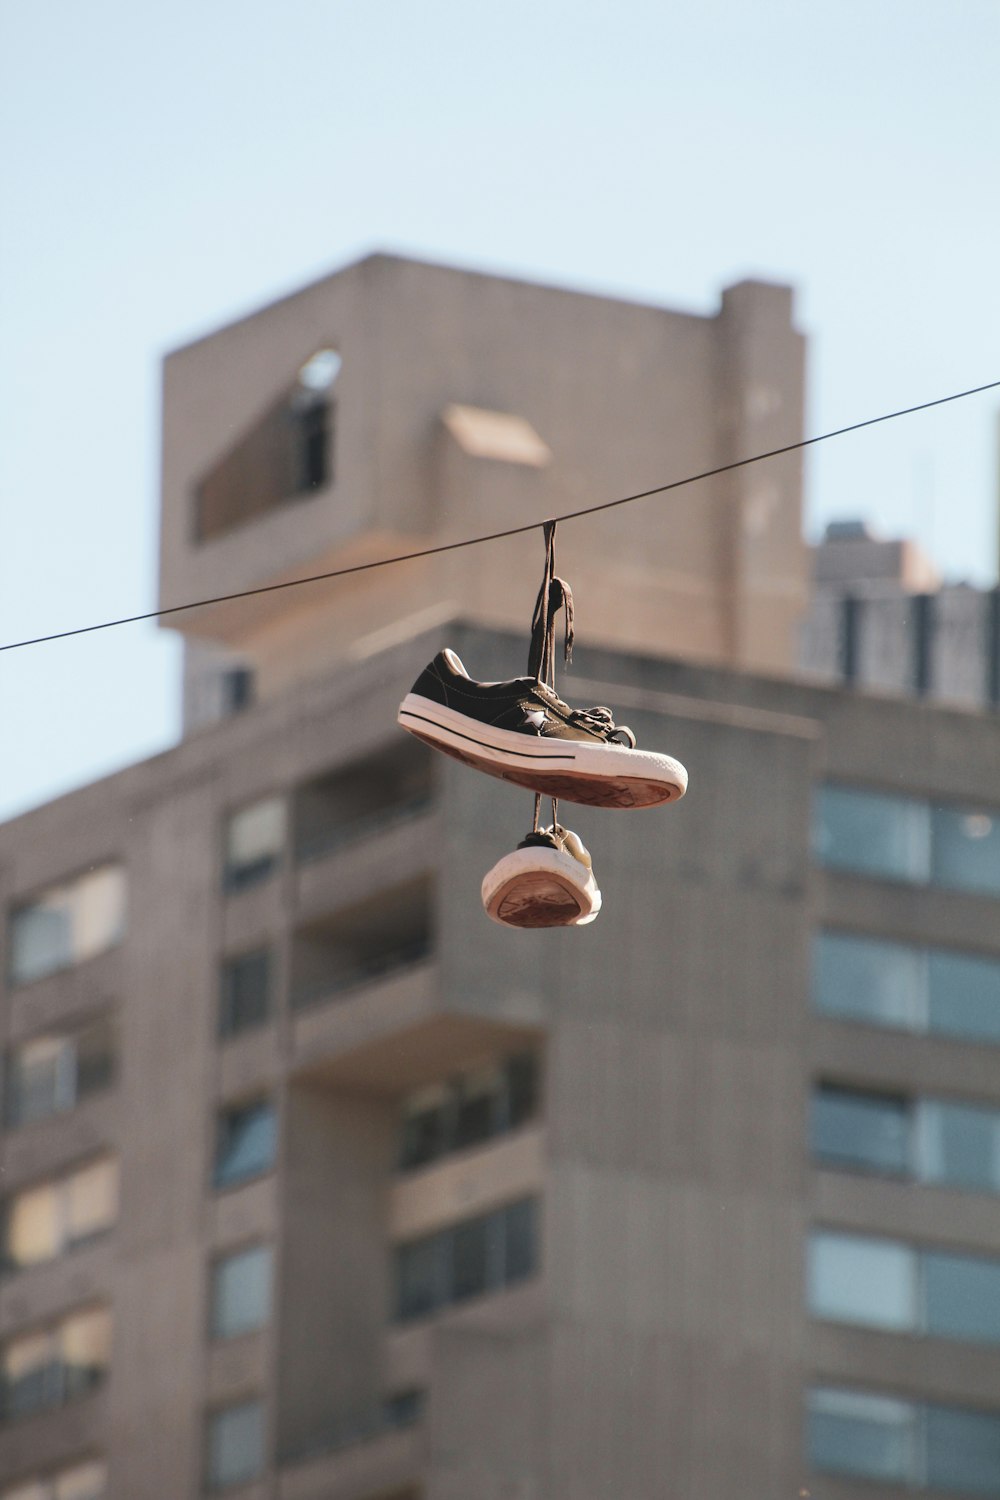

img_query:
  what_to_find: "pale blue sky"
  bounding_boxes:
[2,0,999,821]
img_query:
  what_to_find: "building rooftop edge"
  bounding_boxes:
[160,248,796,363]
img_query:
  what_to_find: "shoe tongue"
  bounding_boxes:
[516,831,561,852]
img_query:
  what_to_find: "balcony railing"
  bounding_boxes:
[279,1390,424,1469]
[291,938,433,1012]
[294,794,433,866]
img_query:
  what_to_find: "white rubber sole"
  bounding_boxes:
[398,694,687,809]
[481,847,601,928]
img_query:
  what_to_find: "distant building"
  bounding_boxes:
[801,519,1000,709]
[5,257,1000,1499]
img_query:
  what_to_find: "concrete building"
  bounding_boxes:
[800,519,1000,710]
[5,256,1000,1499]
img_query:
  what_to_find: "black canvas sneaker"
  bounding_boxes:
[482,826,601,928]
[397,649,687,809]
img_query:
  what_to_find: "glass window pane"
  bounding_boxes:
[10,903,74,985]
[224,800,284,890]
[812,1086,910,1175]
[395,1234,444,1322]
[219,950,271,1037]
[214,1102,276,1188]
[932,805,1000,897]
[918,1099,1000,1193]
[398,1092,450,1172]
[211,1245,272,1339]
[451,1215,491,1302]
[814,785,930,883]
[7,1036,75,1127]
[6,1185,60,1268]
[454,1068,501,1151]
[207,1399,264,1490]
[814,932,925,1030]
[60,1309,111,1398]
[66,1160,118,1245]
[9,866,125,986]
[926,1402,1000,1495]
[3,1330,58,1419]
[924,1250,1000,1343]
[808,1387,915,1484]
[808,1231,916,1331]
[503,1198,538,1285]
[928,949,1000,1044]
[75,1019,115,1099]
[71,868,126,966]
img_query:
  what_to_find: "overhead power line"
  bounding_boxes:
[3,375,1000,656]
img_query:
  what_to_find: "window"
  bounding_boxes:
[4,1159,118,1272]
[924,1249,1000,1343]
[814,931,1000,1044]
[814,785,929,883]
[811,1085,909,1175]
[219,950,271,1038]
[808,1387,916,1486]
[918,1097,1000,1193]
[808,1386,1000,1495]
[814,931,922,1030]
[222,799,284,891]
[1,1308,111,1423]
[210,1246,272,1339]
[815,782,1000,897]
[397,1053,540,1173]
[206,1399,265,1490]
[194,348,340,542]
[808,1231,916,1332]
[932,804,1000,895]
[292,741,433,864]
[809,1228,1000,1345]
[393,1196,539,1323]
[6,1020,115,1129]
[814,1083,1000,1196]
[1,1460,106,1500]
[290,875,433,1008]
[214,1100,277,1189]
[8,866,125,987]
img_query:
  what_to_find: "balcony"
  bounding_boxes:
[279,1397,425,1500]
[292,742,433,866]
[291,877,433,1013]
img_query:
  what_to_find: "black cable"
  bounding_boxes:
[3,375,999,655]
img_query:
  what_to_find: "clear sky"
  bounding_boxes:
[2,0,999,823]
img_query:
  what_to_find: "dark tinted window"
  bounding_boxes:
[219,950,272,1038]
[812,1086,909,1175]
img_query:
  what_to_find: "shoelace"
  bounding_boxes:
[528,522,636,748]
[533,682,636,748]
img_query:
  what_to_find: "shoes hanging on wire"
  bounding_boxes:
[397,523,688,810]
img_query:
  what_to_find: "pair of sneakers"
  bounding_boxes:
[398,648,688,928]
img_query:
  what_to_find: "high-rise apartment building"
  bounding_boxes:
[4,256,1000,1499]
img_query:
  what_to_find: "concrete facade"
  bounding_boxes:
[4,616,1000,1497]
